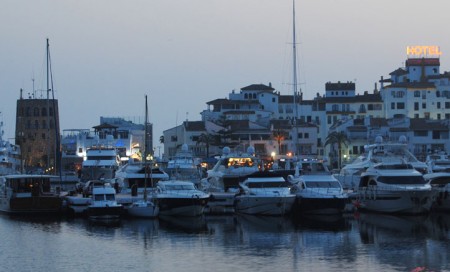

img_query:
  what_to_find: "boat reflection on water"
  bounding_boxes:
[292,213,350,232]
[356,212,447,271]
[158,215,208,233]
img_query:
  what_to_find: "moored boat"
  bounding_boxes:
[289,158,349,215]
[0,174,63,214]
[86,184,123,222]
[156,180,209,217]
[234,172,296,216]
[353,161,436,214]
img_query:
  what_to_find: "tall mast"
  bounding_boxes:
[292,0,300,155]
[46,38,51,171]
[144,94,149,201]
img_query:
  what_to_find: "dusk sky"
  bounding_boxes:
[1,0,449,148]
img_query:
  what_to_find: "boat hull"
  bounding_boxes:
[0,196,63,214]
[354,188,436,214]
[127,201,159,218]
[87,205,123,221]
[293,196,349,215]
[234,195,296,216]
[157,196,208,217]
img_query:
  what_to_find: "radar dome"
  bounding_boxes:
[222,146,231,155]
[399,135,407,144]
[181,143,188,152]
[375,136,383,144]
[247,146,255,155]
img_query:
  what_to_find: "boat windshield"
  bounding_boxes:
[164,184,196,190]
[377,175,426,185]
[429,177,450,186]
[247,182,289,188]
[304,181,341,188]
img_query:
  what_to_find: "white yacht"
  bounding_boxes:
[354,161,436,214]
[234,172,296,216]
[0,174,63,214]
[114,161,169,195]
[86,183,124,222]
[165,143,202,183]
[201,146,260,214]
[336,136,428,190]
[289,158,349,214]
[156,180,209,217]
[81,138,121,182]
[424,171,450,211]
[0,125,22,176]
[201,146,260,193]
[426,151,450,173]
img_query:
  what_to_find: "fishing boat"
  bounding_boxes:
[0,174,63,214]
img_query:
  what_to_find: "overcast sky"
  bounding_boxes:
[1,0,449,148]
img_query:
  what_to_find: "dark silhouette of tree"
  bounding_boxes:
[273,129,287,155]
[196,133,216,158]
[324,131,349,170]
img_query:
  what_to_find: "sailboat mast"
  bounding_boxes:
[144,95,148,201]
[46,38,51,172]
[292,0,300,155]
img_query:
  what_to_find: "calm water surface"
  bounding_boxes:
[0,212,449,272]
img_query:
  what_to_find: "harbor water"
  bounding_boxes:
[0,212,449,272]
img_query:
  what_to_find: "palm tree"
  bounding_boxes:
[272,129,287,155]
[196,133,215,158]
[324,131,349,170]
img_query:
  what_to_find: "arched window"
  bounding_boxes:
[34,107,39,116]
[26,107,31,117]
[41,107,47,116]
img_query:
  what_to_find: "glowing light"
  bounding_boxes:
[406,45,442,57]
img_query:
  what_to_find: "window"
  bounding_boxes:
[42,120,47,129]
[391,102,395,109]
[446,102,450,109]
[41,108,47,116]
[327,116,331,124]
[414,91,420,97]
[41,133,46,139]
[34,120,39,129]
[414,102,419,111]
[272,98,276,102]
[33,107,39,116]
[437,114,441,120]
[432,131,441,140]
[436,91,441,97]
[437,102,441,109]
[304,133,309,139]
[422,103,426,109]
[414,131,427,137]
[397,102,405,109]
